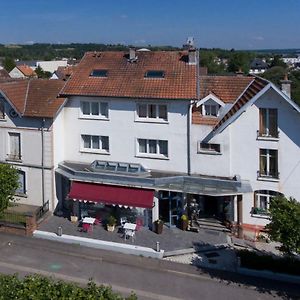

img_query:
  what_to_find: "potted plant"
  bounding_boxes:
[180,214,189,231]
[106,216,116,232]
[153,219,163,234]
[70,215,78,223]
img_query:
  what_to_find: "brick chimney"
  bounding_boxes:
[280,73,292,98]
[188,47,197,65]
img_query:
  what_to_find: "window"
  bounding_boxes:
[202,104,220,117]
[259,149,278,179]
[137,139,168,157]
[16,170,26,195]
[198,142,221,153]
[0,99,5,119]
[259,108,278,138]
[81,135,109,152]
[90,69,108,77]
[253,190,282,213]
[80,101,108,119]
[136,104,168,121]
[144,70,165,78]
[8,132,21,160]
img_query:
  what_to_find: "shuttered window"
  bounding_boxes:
[9,132,21,160]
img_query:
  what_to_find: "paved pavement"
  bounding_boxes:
[0,233,299,300]
[38,215,228,252]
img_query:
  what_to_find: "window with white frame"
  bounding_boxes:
[16,170,26,195]
[80,101,108,119]
[137,139,168,157]
[81,135,109,152]
[254,190,282,212]
[198,142,221,153]
[8,132,21,160]
[259,108,278,138]
[136,104,168,121]
[0,98,5,119]
[259,149,278,179]
[202,103,220,117]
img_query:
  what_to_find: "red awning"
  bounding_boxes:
[68,182,154,209]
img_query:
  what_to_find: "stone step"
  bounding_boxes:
[198,224,231,232]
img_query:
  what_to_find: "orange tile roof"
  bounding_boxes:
[17,65,36,77]
[61,51,197,100]
[0,79,65,118]
[193,75,254,125]
[200,76,253,103]
[55,66,76,80]
[214,77,269,130]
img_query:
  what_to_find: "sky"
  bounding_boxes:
[0,0,299,50]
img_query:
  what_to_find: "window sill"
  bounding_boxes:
[257,136,279,142]
[15,193,28,198]
[134,119,169,125]
[197,150,222,155]
[257,176,279,182]
[6,157,22,163]
[0,118,7,122]
[80,150,110,155]
[79,116,109,121]
[135,154,169,160]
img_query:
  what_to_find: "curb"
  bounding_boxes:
[33,230,164,259]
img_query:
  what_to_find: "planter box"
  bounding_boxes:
[153,221,163,234]
[107,225,115,232]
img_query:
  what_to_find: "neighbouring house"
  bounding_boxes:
[51,66,76,80]
[0,69,10,79]
[36,60,68,74]
[249,58,269,74]
[0,79,66,212]
[9,65,37,79]
[1,47,299,240]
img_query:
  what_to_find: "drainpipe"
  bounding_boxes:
[41,118,45,206]
[187,49,200,176]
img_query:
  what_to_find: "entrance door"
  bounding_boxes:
[159,191,182,227]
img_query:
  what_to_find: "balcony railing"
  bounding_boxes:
[257,170,280,180]
[257,130,279,139]
[251,207,270,216]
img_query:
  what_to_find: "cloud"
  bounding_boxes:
[25,40,35,45]
[120,14,128,19]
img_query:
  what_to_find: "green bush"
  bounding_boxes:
[237,250,300,276]
[0,274,137,300]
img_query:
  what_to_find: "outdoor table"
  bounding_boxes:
[82,217,96,225]
[123,223,136,240]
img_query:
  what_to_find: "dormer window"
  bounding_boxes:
[202,104,220,117]
[90,69,108,77]
[145,70,165,78]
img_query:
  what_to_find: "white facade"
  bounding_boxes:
[191,86,300,229]
[9,67,26,78]
[58,96,190,173]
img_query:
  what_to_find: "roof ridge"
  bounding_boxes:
[23,80,31,115]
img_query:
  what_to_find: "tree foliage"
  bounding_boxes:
[0,164,19,214]
[3,56,16,72]
[266,196,300,255]
[35,65,52,78]
[0,274,137,300]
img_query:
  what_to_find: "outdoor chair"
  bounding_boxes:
[120,217,127,227]
[82,223,92,233]
[125,229,135,241]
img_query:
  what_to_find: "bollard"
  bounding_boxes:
[57,226,63,236]
[156,241,160,252]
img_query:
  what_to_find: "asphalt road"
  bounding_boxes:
[0,233,298,300]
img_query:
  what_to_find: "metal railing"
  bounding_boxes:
[257,130,279,139]
[0,211,27,227]
[36,200,49,221]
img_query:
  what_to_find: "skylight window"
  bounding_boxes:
[145,70,165,78]
[90,69,108,77]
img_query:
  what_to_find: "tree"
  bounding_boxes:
[270,55,287,68]
[35,65,51,79]
[266,196,300,255]
[0,164,19,214]
[3,57,16,72]
[227,51,254,74]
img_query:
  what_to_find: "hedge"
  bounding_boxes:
[0,274,137,300]
[237,249,300,276]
